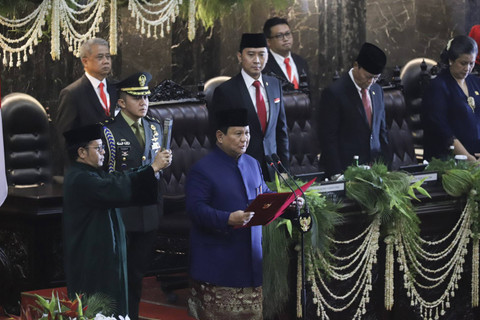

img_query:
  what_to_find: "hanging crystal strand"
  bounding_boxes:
[109,0,117,55]
[50,0,60,60]
[472,235,479,307]
[384,234,394,310]
[187,0,196,41]
[297,248,303,319]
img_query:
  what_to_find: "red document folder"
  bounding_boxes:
[235,178,316,228]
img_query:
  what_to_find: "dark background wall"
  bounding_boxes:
[1,0,480,115]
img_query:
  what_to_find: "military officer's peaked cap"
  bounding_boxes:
[117,72,152,96]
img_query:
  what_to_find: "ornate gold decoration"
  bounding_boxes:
[468,96,475,112]
[299,215,311,233]
[139,74,147,87]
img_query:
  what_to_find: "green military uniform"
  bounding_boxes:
[102,72,166,320]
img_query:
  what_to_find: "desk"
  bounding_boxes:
[0,183,63,311]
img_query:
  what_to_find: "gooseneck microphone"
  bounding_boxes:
[265,154,301,223]
[265,155,298,200]
[271,154,310,213]
[272,154,311,320]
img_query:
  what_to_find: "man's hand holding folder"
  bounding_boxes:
[228,210,255,227]
[234,178,315,229]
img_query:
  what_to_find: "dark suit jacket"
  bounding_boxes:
[263,51,310,88]
[55,74,117,135]
[103,114,164,233]
[318,73,390,177]
[211,73,289,181]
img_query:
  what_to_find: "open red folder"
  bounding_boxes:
[235,178,316,228]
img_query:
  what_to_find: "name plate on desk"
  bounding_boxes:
[410,172,438,184]
[310,181,346,195]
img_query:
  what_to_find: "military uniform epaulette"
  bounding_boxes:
[145,114,162,124]
[100,116,116,126]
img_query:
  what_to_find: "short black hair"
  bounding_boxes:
[263,17,289,38]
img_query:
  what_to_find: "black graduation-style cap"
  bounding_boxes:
[116,72,152,95]
[239,33,268,52]
[63,123,103,147]
[215,108,249,129]
[356,42,387,75]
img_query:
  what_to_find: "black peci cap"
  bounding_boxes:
[239,33,268,52]
[215,108,249,130]
[63,123,103,147]
[356,42,387,75]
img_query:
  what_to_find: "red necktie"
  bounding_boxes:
[361,88,372,128]
[284,57,299,89]
[99,82,110,116]
[253,80,267,134]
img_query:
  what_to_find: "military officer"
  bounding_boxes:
[103,72,172,320]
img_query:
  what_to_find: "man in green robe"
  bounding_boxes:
[62,124,172,316]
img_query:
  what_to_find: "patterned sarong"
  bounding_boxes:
[188,280,263,320]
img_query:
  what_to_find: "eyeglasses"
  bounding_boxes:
[87,145,105,152]
[271,32,292,40]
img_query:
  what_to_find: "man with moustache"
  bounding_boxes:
[62,123,171,317]
[262,17,310,89]
[55,38,117,137]
[318,42,390,178]
[186,108,271,320]
[103,72,172,320]
[211,33,289,181]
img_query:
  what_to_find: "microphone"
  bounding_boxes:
[271,154,311,232]
[265,155,301,222]
[265,155,298,199]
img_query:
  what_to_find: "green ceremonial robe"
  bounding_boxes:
[62,162,158,316]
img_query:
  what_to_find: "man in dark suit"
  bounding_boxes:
[103,72,172,320]
[318,42,390,178]
[211,33,289,181]
[55,38,117,137]
[262,17,310,90]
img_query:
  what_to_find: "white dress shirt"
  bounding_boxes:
[85,72,112,114]
[270,49,299,83]
[241,69,270,121]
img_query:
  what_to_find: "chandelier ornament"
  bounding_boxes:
[55,0,107,59]
[128,0,182,39]
[0,0,51,67]
[0,0,186,68]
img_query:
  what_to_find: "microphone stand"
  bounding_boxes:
[272,154,310,320]
[265,156,299,203]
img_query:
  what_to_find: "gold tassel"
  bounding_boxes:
[384,235,394,310]
[472,236,479,307]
